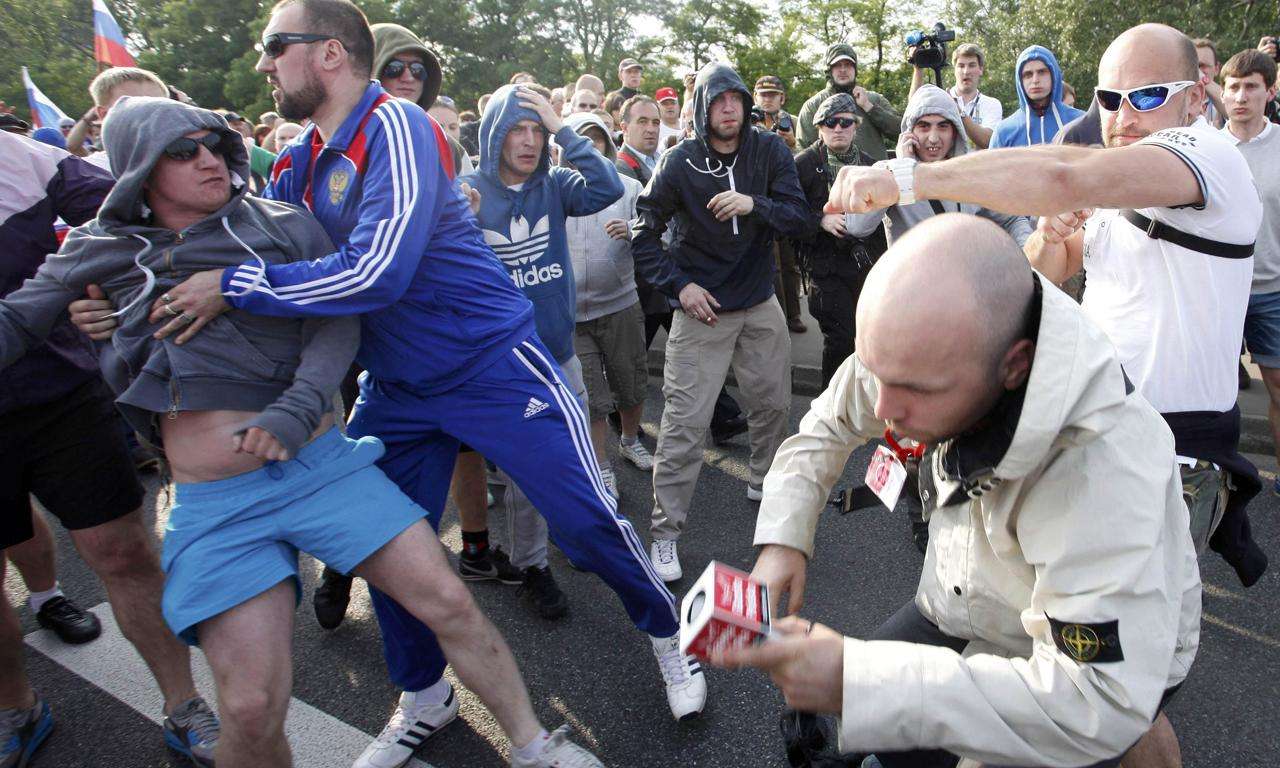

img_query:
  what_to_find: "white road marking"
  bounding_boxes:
[25,602,437,767]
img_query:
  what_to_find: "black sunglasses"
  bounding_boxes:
[819,116,858,128]
[381,60,428,81]
[163,132,234,161]
[258,32,335,59]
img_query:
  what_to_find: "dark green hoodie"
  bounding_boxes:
[370,23,471,174]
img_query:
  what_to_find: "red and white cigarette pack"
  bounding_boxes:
[679,561,772,662]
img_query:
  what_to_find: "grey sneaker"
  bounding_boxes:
[163,696,219,767]
[600,466,619,499]
[618,439,654,471]
[511,725,603,768]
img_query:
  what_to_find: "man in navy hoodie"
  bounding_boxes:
[129,2,706,764]
[990,45,1085,148]
[633,62,809,581]
[458,83,623,619]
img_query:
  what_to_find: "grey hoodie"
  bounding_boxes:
[562,112,643,321]
[0,96,358,457]
[845,85,1032,246]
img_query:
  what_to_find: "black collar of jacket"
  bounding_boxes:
[919,276,1043,512]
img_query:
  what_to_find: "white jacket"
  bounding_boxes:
[754,276,1201,767]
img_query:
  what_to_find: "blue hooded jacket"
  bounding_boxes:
[460,85,624,364]
[990,46,1084,148]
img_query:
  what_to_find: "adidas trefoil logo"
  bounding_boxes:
[524,397,549,418]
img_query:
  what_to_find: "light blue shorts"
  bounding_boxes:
[160,427,425,645]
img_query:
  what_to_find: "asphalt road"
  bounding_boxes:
[8,384,1280,767]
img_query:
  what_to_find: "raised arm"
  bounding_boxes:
[553,126,625,217]
[829,141,1202,217]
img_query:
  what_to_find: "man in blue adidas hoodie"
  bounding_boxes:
[990,45,1085,147]
[457,83,624,618]
[135,2,705,763]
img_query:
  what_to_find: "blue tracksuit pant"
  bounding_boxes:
[347,334,679,691]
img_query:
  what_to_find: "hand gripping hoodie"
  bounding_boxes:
[631,63,810,312]
[990,46,1085,148]
[0,97,358,457]
[460,84,624,364]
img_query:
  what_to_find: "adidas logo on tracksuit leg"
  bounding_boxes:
[524,397,549,418]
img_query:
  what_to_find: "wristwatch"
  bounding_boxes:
[876,157,918,206]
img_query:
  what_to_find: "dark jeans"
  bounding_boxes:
[868,602,1177,768]
[808,269,868,387]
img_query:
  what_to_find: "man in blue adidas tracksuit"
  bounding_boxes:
[148,3,706,766]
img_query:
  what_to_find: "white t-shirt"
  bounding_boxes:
[949,87,1003,150]
[658,122,683,153]
[83,150,113,173]
[1081,117,1263,414]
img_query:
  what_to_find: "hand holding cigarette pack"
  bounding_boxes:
[679,561,772,662]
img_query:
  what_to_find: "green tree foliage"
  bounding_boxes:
[3,0,1275,132]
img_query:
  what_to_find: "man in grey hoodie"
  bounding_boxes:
[0,96,602,768]
[843,85,1032,246]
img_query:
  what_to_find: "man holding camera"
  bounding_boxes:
[797,44,902,160]
[910,43,1003,150]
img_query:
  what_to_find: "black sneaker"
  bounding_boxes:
[519,565,569,620]
[458,546,523,585]
[711,415,749,446]
[313,567,353,630]
[35,596,101,645]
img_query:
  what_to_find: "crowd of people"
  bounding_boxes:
[2,0,1278,766]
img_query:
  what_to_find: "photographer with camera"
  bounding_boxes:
[910,42,1003,150]
[989,45,1084,147]
[797,44,902,160]
[753,75,797,149]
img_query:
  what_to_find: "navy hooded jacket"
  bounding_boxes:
[632,63,809,312]
[460,84,623,364]
[990,46,1085,148]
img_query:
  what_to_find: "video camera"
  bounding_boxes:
[906,22,956,86]
[750,105,794,133]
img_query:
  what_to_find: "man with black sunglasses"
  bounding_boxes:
[829,23,1265,765]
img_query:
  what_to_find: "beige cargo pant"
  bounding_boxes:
[651,296,791,540]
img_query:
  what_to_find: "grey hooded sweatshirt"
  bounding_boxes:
[562,112,644,322]
[846,85,1032,246]
[0,96,359,457]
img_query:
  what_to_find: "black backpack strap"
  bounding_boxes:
[928,199,948,216]
[1120,209,1254,260]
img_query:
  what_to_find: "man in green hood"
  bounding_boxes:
[797,43,902,159]
[370,23,472,175]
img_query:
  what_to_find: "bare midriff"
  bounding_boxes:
[160,409,335,484]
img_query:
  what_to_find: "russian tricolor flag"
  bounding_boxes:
[93,0,136,68]
[22,67,70,130]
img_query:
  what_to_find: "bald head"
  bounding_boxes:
[856,214,1036,442]
[1101,24,1200,85]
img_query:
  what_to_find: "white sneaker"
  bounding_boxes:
[747,484,763,502]
[353,686,459,768]
[511,725,604,767]
[651,634,707,721]
[619,439,654,470]
[600,465,618,498]
[649,539,681,582]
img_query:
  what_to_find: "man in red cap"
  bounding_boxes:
[655,86,683,149]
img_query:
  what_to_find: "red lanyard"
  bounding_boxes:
[884,428,926,464]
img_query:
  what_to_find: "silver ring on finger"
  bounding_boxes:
[164,304,181,318]
[161,292,175,304]
[177,313,195,325]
